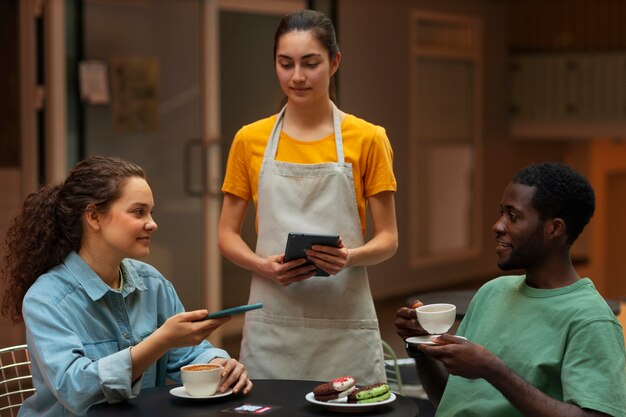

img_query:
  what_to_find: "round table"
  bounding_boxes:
[88,379,419,417]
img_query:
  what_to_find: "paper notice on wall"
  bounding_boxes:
[110,57,159,133]
[79,60,110,105]
[426,144,473,253]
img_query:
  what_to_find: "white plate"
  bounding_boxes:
[169,386,233,399]
[305,391,396,412]
[406,335,438,345]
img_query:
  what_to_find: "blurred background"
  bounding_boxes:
[1,0,626,362]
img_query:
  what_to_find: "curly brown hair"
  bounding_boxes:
[1,156,145,323]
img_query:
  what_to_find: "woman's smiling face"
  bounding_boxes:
[96,176,158,261]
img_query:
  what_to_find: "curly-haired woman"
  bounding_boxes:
[2,156,252,417]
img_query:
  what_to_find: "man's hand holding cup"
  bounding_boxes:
[394,300,427,339]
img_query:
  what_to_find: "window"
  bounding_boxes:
[409,11,483,267]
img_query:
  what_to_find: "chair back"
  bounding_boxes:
[0,345,35,417]
[381,339,404,395]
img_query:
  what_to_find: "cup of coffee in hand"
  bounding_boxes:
[415,303,456,335]
[181,363,222,396]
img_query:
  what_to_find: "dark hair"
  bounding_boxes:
[274,9,339,102]
[513,162,595,246]
[1,156,145,323]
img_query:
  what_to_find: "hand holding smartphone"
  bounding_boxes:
[199,303,263,320]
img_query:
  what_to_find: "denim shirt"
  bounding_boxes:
[18,252,229,417]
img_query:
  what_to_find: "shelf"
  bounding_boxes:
[511,120,626,139]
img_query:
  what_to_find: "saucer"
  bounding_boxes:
[406,335,468,345]
[169,386,233,399]
[406,335,437,345]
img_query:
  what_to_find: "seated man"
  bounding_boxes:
[396,162,626,417]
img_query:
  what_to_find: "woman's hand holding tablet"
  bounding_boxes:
[284,233,340,277]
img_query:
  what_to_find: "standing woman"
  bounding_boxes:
[218,9,398,384]
[1,156,252,417]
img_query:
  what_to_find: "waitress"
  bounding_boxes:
[218,9,398,384]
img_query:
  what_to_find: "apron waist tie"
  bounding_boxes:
[246,311,379,330]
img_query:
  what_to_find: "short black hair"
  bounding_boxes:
[513,162,595,246]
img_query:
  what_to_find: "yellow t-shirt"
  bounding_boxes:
[222,113,397,234]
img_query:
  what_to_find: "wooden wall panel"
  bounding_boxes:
[0,0,20,167]
[607,173,626,298]
[509,0,626,51]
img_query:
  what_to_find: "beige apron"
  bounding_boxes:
[240,104,386,384]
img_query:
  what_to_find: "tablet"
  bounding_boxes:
[204,303,263,319]
[284,232,340,277]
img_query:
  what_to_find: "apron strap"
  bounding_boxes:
[331,103,345,165]
[265,105,287,161]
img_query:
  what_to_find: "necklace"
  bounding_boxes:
[115,266,124,291]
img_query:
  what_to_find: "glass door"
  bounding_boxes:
[81,1,303,345]
[83,0,207,310]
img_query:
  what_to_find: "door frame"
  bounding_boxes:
[20,0,68,196]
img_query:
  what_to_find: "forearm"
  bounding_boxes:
[130,330,170,381]
[487,360,605,417]
[218,229,265,275]
[415,355,449,406]
[218,194,265,274]
[350,191,397,266]
[347,230,397,267]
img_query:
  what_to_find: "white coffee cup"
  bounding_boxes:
[180,363,223,396]
[416,303,456,335]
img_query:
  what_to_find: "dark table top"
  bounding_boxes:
[88,379,419,417]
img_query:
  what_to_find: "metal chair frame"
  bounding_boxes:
[0,345,35,417]
[381,339,404,395]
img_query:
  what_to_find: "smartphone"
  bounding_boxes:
[201,303,263,320]
[284,232,340,277]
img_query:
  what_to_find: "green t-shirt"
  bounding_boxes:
[436,276,626,417]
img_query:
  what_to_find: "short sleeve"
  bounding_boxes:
[222,129,252,201]
[363,126,397,197]
[562,319,626,416]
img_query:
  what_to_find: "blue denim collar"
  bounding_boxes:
[63,251,147,301]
